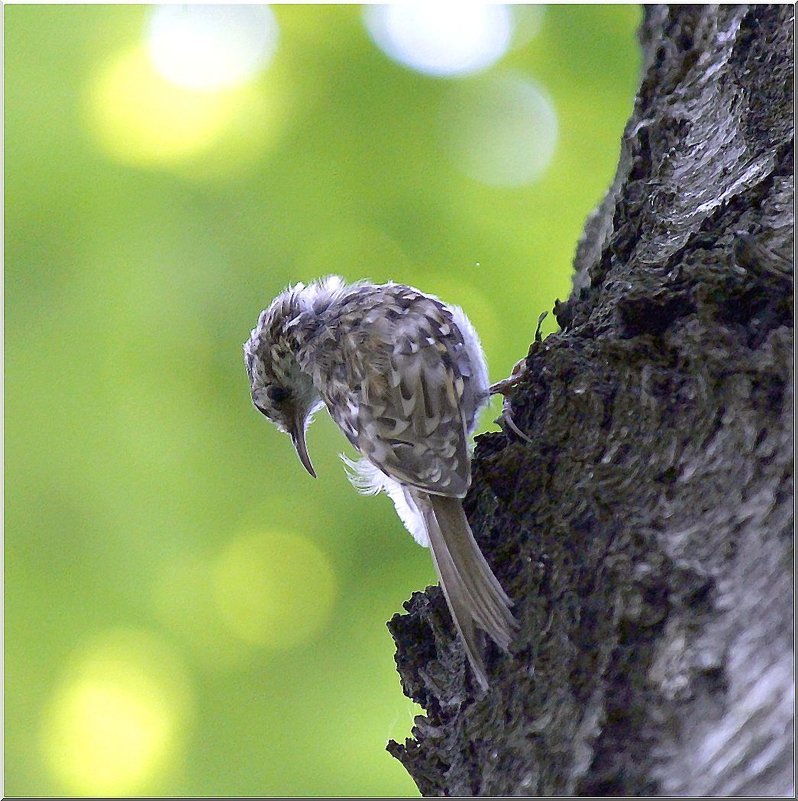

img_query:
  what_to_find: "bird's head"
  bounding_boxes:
[243,283,326,478]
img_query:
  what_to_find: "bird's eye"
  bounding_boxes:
[267,385,289,404]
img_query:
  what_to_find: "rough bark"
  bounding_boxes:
[387,5,794,796]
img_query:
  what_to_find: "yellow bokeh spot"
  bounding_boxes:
[42,630,192,797]
[86,46,235,165]
[213,531,337,649]
[85,46,283,175]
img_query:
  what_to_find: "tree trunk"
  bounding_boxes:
[387,5,794,796]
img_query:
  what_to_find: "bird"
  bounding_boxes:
[243,275,517,689]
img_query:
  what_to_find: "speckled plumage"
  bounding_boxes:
[244,276,516,688]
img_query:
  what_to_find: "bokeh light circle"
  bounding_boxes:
[364,3,512,77]
[212,531,337,650]
[86,47,239,165]
[85,46,284,175]
[440,73,558,186]
[147,4,279,91]
[41,630,193,797]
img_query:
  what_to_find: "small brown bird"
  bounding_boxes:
[243,276,516,689]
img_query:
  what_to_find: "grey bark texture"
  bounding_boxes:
[387,5,794,796]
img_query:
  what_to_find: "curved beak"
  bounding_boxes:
[289,415,316,478]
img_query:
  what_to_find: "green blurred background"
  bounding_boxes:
[5,4,640,796]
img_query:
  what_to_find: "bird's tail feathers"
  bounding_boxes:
[343,454,517,688]
[416,491,517,690]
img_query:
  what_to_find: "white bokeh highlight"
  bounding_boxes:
[364,3,512,77]
[147,5,279,91]
[440,73,558,187]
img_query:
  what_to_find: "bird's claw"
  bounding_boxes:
[489,357,527,396]
[490,358,534,444]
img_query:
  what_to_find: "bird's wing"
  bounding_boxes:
[351,288,475,497]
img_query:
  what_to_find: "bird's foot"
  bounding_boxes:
[490,358,534,444]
